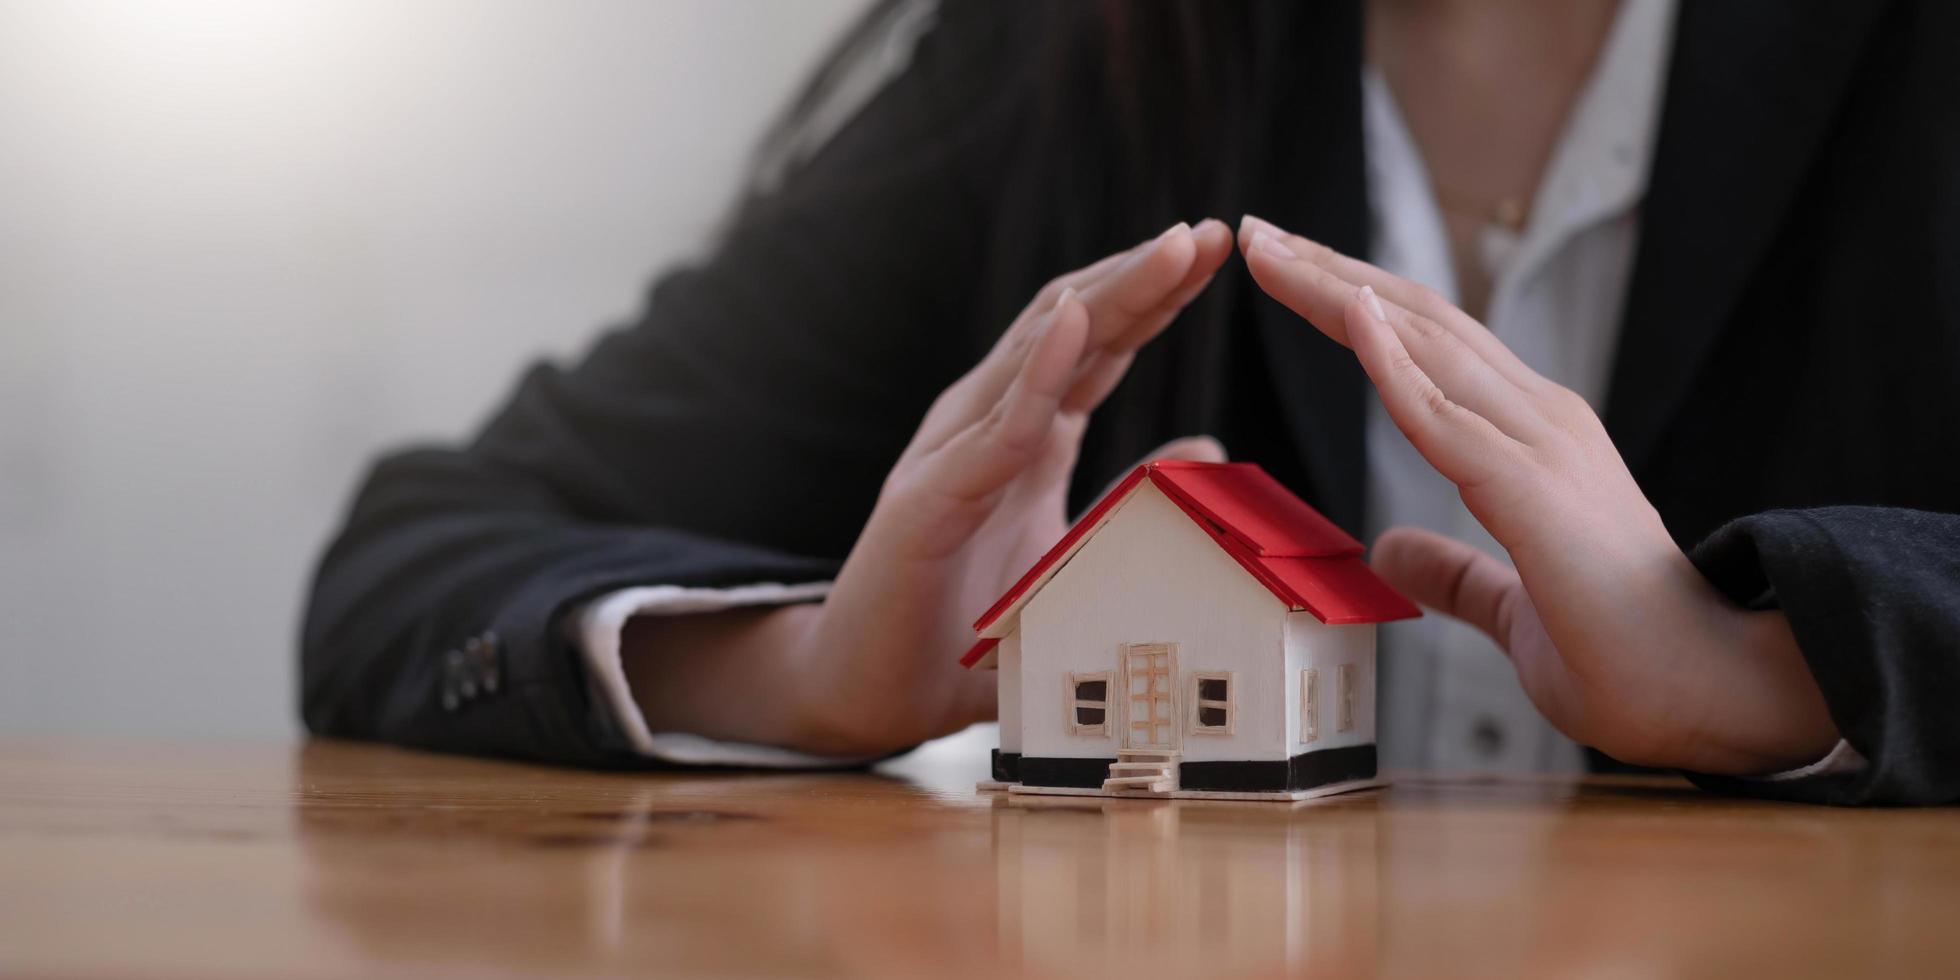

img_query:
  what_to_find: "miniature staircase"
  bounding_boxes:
[1102,750,1179,796]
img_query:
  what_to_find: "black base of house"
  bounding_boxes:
[1181,745,1376,793]
[991,749,1022,782]
[1018,755,1116,789]
[1015,745,1376,793]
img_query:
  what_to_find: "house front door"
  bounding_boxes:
[1121,643,1177,751]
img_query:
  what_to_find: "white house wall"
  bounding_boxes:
[1019,482,1289,764]
[997,631,1022,754]
[1283,612,1376,752]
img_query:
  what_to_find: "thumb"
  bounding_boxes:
[1086,435,1228,508]
[1370,526,1525,652]
[1139,434,1228,466]
[1373,528,1593,751]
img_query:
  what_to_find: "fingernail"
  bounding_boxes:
[1240,213,1281,240]
[1055,285,1078,310]
[1156,221,1191,244]
[1360,284,1387,321]
[1251,230,1297,260]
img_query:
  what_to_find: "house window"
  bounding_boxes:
[1337,663,1357,733]
[1301,668,1319,744]
[1191,672,1234,734]
[1067,672,1111,736]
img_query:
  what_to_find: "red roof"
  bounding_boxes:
[959,461,1418,668]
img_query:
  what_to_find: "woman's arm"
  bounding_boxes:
[301,2,1028,765]
[300,1,1236,765]
[617,227,1234,757]
[1685,507,1960,805]
[1237,214,1960,804]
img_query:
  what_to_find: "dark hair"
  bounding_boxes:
[740,0,1343,487]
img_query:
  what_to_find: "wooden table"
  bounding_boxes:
[2,737,1955,979]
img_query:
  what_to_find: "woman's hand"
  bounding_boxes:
[1238,214,1839,776]
[626,220,1234,757]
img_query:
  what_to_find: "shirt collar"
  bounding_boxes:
[1362,0,1679,301]
[1506,0,1678,279]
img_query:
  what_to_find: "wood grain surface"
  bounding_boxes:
[2,737,1954,978]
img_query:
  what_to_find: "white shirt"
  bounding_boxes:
[571,0,1861,780]
[1365,0,1673,773]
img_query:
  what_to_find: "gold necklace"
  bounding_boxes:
[1431,181,1530,233]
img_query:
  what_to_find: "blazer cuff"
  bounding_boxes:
[567,582,876,768]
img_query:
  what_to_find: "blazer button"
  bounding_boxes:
[442,648,470,710]
[470,631,502,694]
[443,632,502,713]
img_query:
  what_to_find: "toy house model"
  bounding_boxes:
[961,461,1420,801]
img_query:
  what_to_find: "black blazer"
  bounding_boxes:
[302,1,1960,804]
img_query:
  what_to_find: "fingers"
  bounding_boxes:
[1055,219,1230,415]
[1370,525,1586,742]
[1059,349,1134,415]
[1370,526,1526,650]
[915,291,1090,505]
[1175,219,1236,304]
[908,294,1079,460]
[1082,435,1228,511]
[1006,219,1226,383]
[1139,433,1228,465]
[1056,222,1225,414]
[953,666,1000,727]
[1239,214,1547,393]
[1092,217,1233,355]
[916,219,1229,457]
[1346,287,1524,487]
[1029,220,1202,353]
[878,293,1090,560]
[1242,219,1550,443]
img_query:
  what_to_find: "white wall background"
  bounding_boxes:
[0,0,868,738]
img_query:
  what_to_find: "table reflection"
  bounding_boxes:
[11,739,1955,979]
[988,793,1381,977]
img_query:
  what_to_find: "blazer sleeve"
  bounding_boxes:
[299,2,1029,767]
[1684,507,1960,805]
